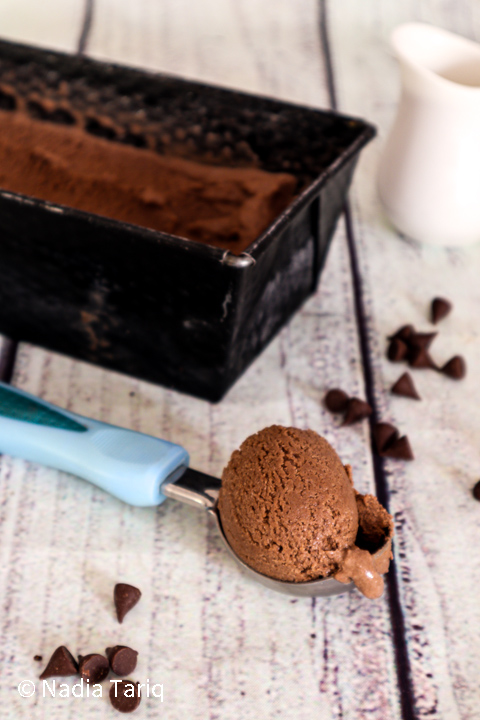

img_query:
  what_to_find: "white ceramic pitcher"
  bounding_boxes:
[378,23,480,247]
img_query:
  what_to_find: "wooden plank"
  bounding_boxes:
[0,2,405,719]
[85,2,404,717]
[0,0,85,52]
[328,1,480,718]
[86,0,330,106]
[2,236,401,718]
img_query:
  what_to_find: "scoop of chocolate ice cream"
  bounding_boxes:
[218,426,359,582]
[218,426,393,598]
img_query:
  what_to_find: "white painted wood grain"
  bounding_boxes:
[87,0,329,107]
[0,2,402,719]
[328,1,480,718]
[83,2,400,718]
[0,0,85,52]
[4,0,479,718]
[0,229,400,720]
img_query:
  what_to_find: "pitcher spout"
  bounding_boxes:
[391,23,480,93]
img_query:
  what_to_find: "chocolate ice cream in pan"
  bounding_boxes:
[0,382,393,599]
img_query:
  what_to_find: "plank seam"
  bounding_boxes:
[318,2,417,719]
[77,0,94,54]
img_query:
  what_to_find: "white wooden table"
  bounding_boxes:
[0,2,479,719]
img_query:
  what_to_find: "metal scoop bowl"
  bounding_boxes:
[163,467,391,598]
[0,381,391,598]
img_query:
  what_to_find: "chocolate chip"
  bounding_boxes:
[106,646,138,677]
[114,583,142,624]
[383,436,414,461]
[431,297,452,324]
[408,346,437,369]
[109,680,141,713]
[39,646,78,679]
[472,481,480,501]
[441,355,466,379]
[389,324,415,342]
[387,338,408,362]
[409,332,437,350]
[373,423,399,455]
[79,654,109,684]
[324,388,349,413]
[33,655,43,662]
[342,398,372,426]
[391,372,421,400]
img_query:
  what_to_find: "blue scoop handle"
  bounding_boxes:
[0,381,189,506]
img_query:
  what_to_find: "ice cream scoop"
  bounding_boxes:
[0,382,393,598]
[218,426,393,598]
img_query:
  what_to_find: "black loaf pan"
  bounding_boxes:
[0,39,375,401]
